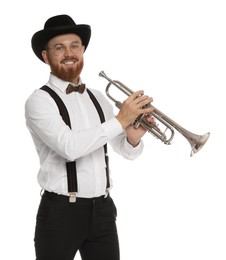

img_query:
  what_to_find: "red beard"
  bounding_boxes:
[49,55,84,82]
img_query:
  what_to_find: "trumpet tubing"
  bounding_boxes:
[99,71,210,156]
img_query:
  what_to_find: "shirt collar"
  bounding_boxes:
[48,73,83,93]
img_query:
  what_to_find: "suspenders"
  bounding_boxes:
[86,89,110,189]
[40,85,110,202]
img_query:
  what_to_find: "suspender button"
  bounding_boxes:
[69,192,76,203]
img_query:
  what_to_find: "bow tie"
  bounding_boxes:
[66,83,86,94]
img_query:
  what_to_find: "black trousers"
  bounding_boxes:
[34,191,120,260]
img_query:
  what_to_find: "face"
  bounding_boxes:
[42,33,85,84]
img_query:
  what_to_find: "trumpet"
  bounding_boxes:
[99,71,210,156]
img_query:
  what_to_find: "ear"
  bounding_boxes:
[42,50,50,65]
[82,45,85,53]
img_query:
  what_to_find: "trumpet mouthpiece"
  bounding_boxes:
[99,71,106,77]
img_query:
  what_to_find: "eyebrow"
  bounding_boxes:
[54,40,82,46]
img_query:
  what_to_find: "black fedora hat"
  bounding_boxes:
[31,14,91,62]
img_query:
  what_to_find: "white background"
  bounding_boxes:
[1,0,226,259]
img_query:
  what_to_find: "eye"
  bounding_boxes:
[55,45,64,52]
[71,43,81,50]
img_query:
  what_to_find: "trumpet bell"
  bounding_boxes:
[189,132,210,157]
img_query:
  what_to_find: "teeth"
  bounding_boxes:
[64,61,74,64]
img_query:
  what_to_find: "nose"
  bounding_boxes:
[64,46,73,55]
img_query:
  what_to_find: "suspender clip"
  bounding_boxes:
[69,192,76,203]
[104,189,110,198]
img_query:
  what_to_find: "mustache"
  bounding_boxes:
[61,56,79,64]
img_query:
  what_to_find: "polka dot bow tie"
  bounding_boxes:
[66,83,86,94]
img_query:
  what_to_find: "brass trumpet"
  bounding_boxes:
[99,71,210,156]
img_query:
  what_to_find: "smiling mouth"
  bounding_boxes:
[62,58,79,65]
[63,60,76,65]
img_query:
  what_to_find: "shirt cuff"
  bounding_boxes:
[124,137,144,151]
[101,117,123,139]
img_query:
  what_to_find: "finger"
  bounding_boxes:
[135,96,153,108]
[141,104,155,115]
[128,90,144,101]
[146,114,156,124]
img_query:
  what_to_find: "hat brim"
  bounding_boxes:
[31,24,91,62]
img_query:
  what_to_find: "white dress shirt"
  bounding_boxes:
[25,74,144,198]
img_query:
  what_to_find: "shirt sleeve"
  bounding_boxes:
[93,90,144,160]
[25,89,123,161]
[109,131,144,160]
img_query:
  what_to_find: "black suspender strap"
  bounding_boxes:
[40,85,110,202]
[40,86,78,202]
[86,89,110,189]
[40,86,71,128]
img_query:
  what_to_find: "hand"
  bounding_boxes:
[115,90,154,129]
[126,114,156,147]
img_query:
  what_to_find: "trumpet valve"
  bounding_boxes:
[133,114,146,129]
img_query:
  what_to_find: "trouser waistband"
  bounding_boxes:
[43,190,109,205]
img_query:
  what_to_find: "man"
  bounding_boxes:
[25,14,154,260]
